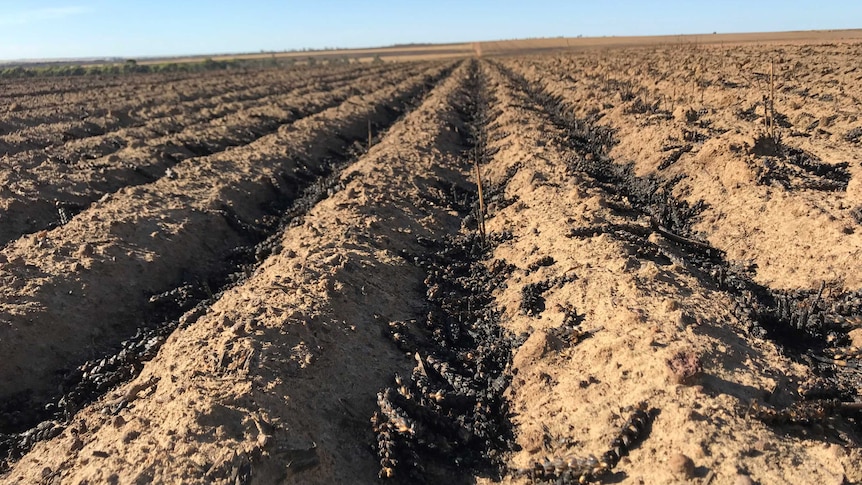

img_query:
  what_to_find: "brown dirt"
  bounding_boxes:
[0,61,450,405]
[511,41,862,289]
[2,38,862,485]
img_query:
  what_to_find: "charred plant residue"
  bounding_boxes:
[521,281,552,317]
[512,402,656,483]
[373,231,520,482]
[494,60,862,439]
[750,133,850,191]
[372,60,523,482]
[0,67,457,471]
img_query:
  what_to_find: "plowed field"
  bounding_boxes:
[2,41,862,484]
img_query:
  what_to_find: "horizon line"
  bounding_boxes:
[1,26,860,65]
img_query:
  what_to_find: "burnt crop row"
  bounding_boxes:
[371,61,522,483]
[0,63,380,133]
[512,403,655,483]
[492,61,702,239]
[0,62,404,162]
[0,63,425,247]
[494,61,862,440]
[0,63,455,471]
[529,55,854,194]
[748,134,851,191]
[372,230,519,483]
[480,59,665,484]
[0,63,457,463]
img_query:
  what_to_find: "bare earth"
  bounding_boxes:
[1,32,862,485]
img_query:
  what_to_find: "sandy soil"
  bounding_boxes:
[1,38,861,485]
[479,60,859,485]
[508,41,862,289]
[0,61,449,404]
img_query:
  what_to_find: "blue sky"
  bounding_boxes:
[0,1,859,60]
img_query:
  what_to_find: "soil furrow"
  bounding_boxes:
[1,72,278,138]
[0,62,448,473]
[506,50,862,289]
[2,58,492,485]
[0,65,367,122]
[0,64,403,158]
[0,61,454,424]
[0,68,298,114]
[0,63,422,246]
[369,60,521,484]
[0,67,243,100]
[477,60,860,484]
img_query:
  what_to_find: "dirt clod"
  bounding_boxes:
[667,350,703,385]
[668,452,695,478]
[69,437,84,452]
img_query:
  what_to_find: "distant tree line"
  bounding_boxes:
[0,54,389,80]
[0,57,254,79]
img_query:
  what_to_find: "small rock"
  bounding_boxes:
[230,321,246,336]
[623,257,641,271]
[70,436,84,452]
[753,439,774,452]
[734,474,755,485]
[676,311,697,329]
[77,243,93,257]
[668,452,695,478]
[828,443,846,458]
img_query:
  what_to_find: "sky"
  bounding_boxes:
[0,0,859,61]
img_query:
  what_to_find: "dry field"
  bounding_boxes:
[1,37,862,485]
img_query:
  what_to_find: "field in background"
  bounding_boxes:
[178,28,862,63]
